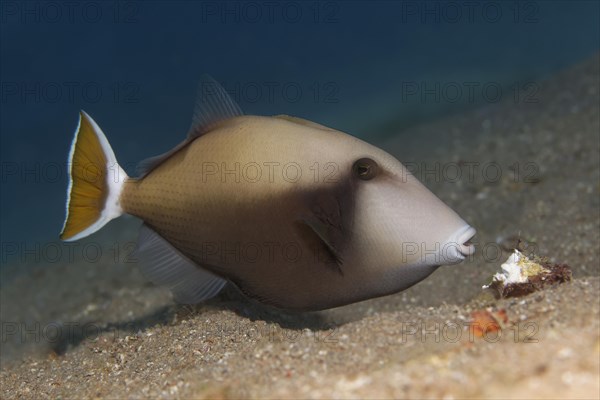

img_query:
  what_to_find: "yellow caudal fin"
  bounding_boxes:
[60,111,128,241]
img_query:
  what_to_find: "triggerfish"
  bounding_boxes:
[60,76,475,311]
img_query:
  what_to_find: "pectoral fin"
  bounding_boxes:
[298,193,350,274]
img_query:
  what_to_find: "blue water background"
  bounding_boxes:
[1,1,599,263]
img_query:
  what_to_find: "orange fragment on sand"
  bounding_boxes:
[470,308,508,338]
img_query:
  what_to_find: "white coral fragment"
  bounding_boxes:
[483,250,548,289]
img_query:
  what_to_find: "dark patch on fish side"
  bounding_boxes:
[295,178,358,277]
[294,220,344,275]
[215,174,357,310]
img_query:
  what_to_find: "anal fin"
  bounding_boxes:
[136,224,226,304]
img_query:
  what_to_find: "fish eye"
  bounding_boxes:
[352,158,379,180]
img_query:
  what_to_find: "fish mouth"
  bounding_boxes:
[455,225,476,258]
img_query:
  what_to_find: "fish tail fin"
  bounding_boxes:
[60,111,129,241]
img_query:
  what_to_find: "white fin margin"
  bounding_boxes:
[62,111,128,242]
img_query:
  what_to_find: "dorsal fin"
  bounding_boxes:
[136,75,243,178]
[187,74,243,139]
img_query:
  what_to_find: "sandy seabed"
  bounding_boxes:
[1,55,599,399]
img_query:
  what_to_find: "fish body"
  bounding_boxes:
[61,77,475,311]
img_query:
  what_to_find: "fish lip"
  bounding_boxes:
[455,225,477,258]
